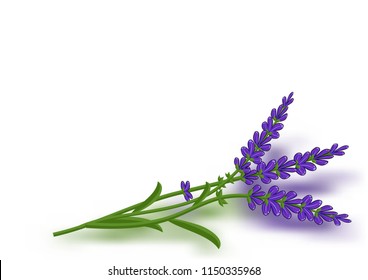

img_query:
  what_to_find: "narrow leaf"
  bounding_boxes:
[216,190,228,207]
[192,182,211,206]
[133,182,162,213]
[170,218,221,248]
[87,217,163,232]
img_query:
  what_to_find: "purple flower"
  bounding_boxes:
[314,205,338,225]
[181,181,193,201]
[294,152,316,176]
[243,168,258,185]
[282,92,294,106]
[310,144,349,166]
[247,185,266,210]
[261,186,285,216]
[275,156,296,179]
[310,147,333,166]
[256,160,278,184]
[241,140,265,164]
[333,214,352,226]
[262,117,284,139]
[245,185,351,226]
[271,92,294,122]
[298,195,322,221]
[253,131,272,152]
[234,157,251,170]
[281,191,302,219]
[330,143,349,156]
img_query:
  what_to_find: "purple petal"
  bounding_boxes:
[262,202,271,216]
[265,172,278,180]
[241,146,249,156]
[282,208,292,219]
[248,140,255,153]
[269,200,281,216]
[315,159,328,165]
[278,156,288,166]
[302,195,313,205]
[320,205,333,211]
[303,162,317,171]
[304,209,314,221]
[271,108,277,118]
[300,152,310,163]
[261,144,271,151]
[253,131,260,142]
[234,157,240,166]
[314,216,323,225]
[333,218,341,226]
[261,177,272,184]
[311,147,320,155]
[252,185,262,193]
[265,160,276,171]
[320,214,334,222]
[253,151,265,158]
[307,200,322,209]
[294,152,302,161]
[285,191,297,200]
[298,211,306,221]
[296,167,306,176]
[286,204,301,213]
[279,171,291,179]
[248,201,256,210]
[271,131,280,139]
[278,114,288,121]
[253,197,264,205]
[268,185,279,194]
[272,123,284,131]
[272,190,286,200]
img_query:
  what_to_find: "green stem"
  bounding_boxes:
[53,170,243,237]
[87,193,250,229]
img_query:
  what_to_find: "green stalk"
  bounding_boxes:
[53,169,243,237]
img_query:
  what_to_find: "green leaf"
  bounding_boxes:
[133,182,162,213]
[170,218,221,248]
[192,182,211,206]
[216,190,228,207]
[86,217,163,232]
[225,172,234,183]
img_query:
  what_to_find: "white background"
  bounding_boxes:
[1,0,367,279]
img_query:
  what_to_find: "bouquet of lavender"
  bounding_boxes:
[53,93,350,248]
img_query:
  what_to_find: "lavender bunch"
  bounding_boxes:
[53,93,350,248]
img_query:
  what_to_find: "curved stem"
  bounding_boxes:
[53,169,244,237]
[91,193,250,229]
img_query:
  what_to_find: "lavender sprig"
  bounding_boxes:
[247,185,351,225]
[53,92,351,249]
[235,92,294,170]
[240,143,349,185]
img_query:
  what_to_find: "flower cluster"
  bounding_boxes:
[234,92,294,170]
[235,92,350,226]
[181,181,193,201]
[247,185,351,225]
[240,144,349,185]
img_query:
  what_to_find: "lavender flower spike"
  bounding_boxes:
[246,185,351,226]
[181,181,193,201]
[235,92,294,170]
[240,144,348,185]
